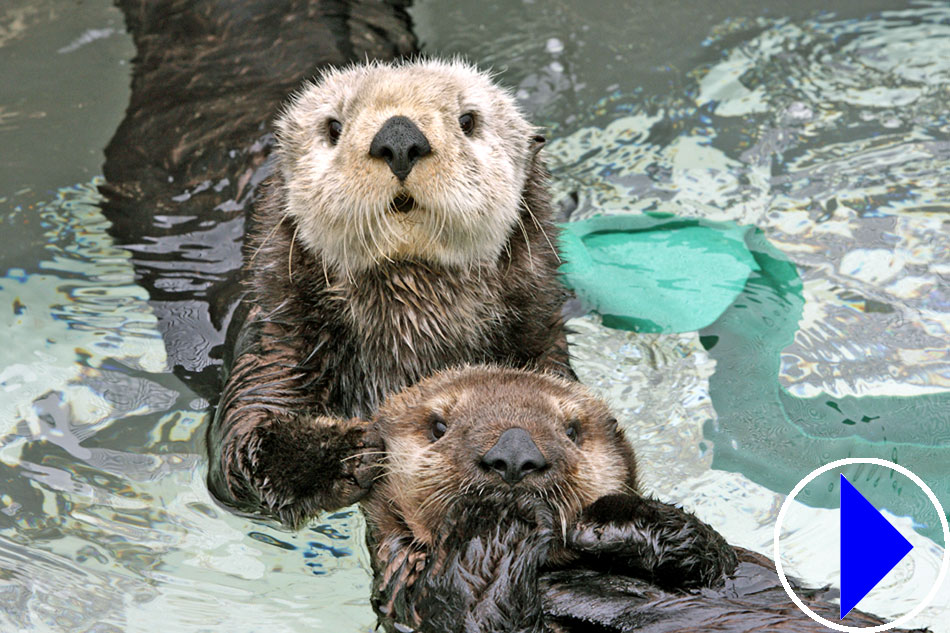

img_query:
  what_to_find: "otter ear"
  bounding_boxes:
[530,134,546,156]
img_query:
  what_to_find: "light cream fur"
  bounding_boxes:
[273,58,536,276]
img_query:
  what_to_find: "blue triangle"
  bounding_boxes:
[839,474,914,619]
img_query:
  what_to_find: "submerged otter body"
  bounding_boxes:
[206,60,571,527]
[366,367,925,633]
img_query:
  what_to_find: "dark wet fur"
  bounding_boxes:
[541,548,929,633]
[376,494,927,633]
[206,160,572,527]
[373,496,556,633]
[568,494,739,591]
[372,492,752,633]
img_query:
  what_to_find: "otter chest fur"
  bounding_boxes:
[279,257,509,417]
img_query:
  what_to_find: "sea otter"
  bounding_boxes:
[206,59,571,527]
[366,366,927,633]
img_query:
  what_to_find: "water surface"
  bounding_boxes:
[1,0,948,630]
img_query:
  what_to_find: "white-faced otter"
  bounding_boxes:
[206,59,571,527]
[366,366,927,633]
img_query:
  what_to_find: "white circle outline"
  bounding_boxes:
[773,457,949,633]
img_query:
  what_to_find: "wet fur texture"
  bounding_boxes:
[374,496,556,633]
[206,60,571,527]
[366,367,926,633]
[365,367,740,633]
[540,547,928,633]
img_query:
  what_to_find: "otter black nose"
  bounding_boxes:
[369,116,431,181]
[481,427,548,485]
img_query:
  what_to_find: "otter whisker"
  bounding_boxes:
[554,483,575,542]
[249,212,288,266]
[349,199,374,266]
[366,203,393,265]
[372,463,393,477]
[288,222,300,281]
[516,215,535,272]
[356,207,373,265]
[416,473,456,515]
[321,255,331,287]
[338,217,356,285]
[434,203,448,251]
[379,204,397,264]
[417,494,450,523]
[522,194,560,263]
[341,450,388,462]
[503,238,514,276]
[564,477,583,509]
[418,198,445,257]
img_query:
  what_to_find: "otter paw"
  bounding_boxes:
[246,417,382,527]
[569,493,738,589]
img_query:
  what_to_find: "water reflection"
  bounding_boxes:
[0,182,374,632]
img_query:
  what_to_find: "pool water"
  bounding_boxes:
[1,0,948,631]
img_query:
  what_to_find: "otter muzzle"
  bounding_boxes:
[369,115,431,182]
[481,427,548,485]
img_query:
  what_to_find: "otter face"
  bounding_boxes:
[370,366,638,544]
[274,59,538,274]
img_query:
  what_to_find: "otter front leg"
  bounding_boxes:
[568,493,738,589]
[246,415,381,527]
[206,315,382,527]
[210,411,381,528]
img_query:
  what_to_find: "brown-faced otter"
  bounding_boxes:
[366,366,927,633]
[366,365,738,632]
[206,59,571,527]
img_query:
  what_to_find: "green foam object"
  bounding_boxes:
[558,214,950,544]
[558,213,758,333]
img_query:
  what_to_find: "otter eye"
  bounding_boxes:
[566,421,580,444]
[327,119,343,145]
[429,413,447,441]
[458,112,476,136]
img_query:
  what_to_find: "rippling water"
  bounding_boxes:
[2,0,948,630]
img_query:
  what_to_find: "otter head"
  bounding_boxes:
[274,59,542,274]
[369,366,638,545]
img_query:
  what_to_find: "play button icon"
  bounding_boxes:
[839,474,914,619]
[774,457,950,632]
